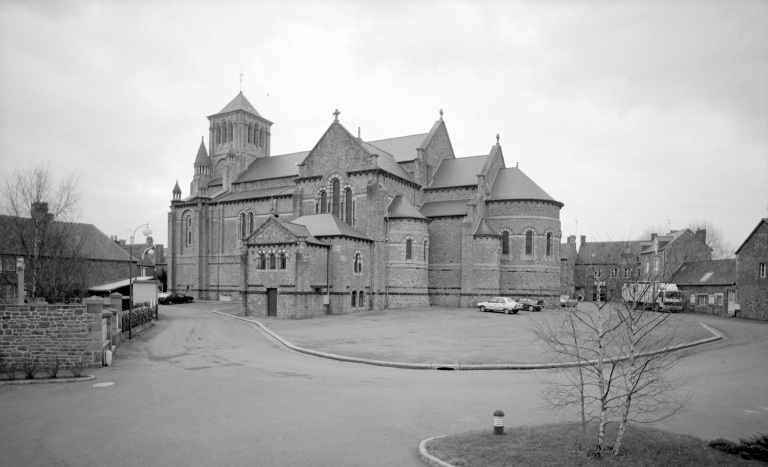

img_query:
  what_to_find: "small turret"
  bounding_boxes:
[172,180,182,201]
[191,137,213,196]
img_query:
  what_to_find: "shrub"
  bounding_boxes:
[44,354,62,379]
[738,433,768,462]
[709,438,740,455]
[1,361,17,380]
[21,355,39,379]
[69,354,89,378]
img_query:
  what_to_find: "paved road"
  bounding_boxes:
[1,305,766,466]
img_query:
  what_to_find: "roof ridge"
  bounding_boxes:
[367,132,429,143]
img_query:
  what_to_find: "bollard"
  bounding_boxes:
[493,410,504,435]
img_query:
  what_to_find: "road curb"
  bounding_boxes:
[419,436,456,467]
[211,311,723,371]
[0,374,95,385]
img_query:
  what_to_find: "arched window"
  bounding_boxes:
[240,212,246,239]
[216,125,221,145]
[525,230,533,256]
[406,238,413,260]
[259,128,264,147]
[423,240,428,262]
[247,124,252,144]
[502,231,509,255]
[248,212,254,234]
[546,232,552,256]
[269,253,276,270]
[351,291,357,307]
[259,254,266,270]
[354,252,362,273]
[332,179,340,216]
[279,253,286,270]
[320,191,328,213]
[345,188,352,224]
[185,216,192,246]
[187,231,191,246]
[228,122,233,142]
[359,291,364,307]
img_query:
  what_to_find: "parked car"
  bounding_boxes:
[560,295,578,307]
[159,293,194,305]
[518,297,544,311]
[477,297,524,314]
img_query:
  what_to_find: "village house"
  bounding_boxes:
[672,259,737,316]
[167,92,564,317]
[734,218,768,321]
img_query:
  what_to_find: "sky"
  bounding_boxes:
[1,0,766,254]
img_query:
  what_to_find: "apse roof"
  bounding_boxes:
[428,155,488,189]
[488,167,561,205]
[387,195,429,221]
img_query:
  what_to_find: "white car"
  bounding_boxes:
[477,297,524,314]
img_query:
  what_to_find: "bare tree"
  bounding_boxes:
[1,164,81,301]
[687,220,734,259]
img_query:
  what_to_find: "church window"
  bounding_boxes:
[332,179,340,216]
[279,253,286,270]
[546,232,552,256]
[248,212,254,234]
[354,252,362,273]
[247,124,252,144]
[259,128,264,147]
[359,291,364,307]
[239,212,246,239]
[406,239,413,260]
[525,231,533,256]
[259,253,266,270]
[423,240,428,262]
[320,191,328,214]
[502,231,509,255]
[269,253,276,270]
[185,215,192,247]
[351,291,357,307]
[228,122,233,142]
[216,125,221,145]
[345,188,352,224]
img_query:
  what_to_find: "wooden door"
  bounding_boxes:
[267,288,277,317]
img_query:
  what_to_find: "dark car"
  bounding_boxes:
[159,293,194,305]
[518,297,544,311]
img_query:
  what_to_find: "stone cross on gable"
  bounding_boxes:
[439,109,443,120]
[333,109,340,122]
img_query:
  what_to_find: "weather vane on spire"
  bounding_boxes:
[239,73,243,92]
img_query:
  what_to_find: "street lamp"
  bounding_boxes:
[128,223,153,340]
[141,245,157,319]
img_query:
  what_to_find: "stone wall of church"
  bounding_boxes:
[386,218,429,308]
[423,187,476,203]
[234,176,295,192]
[326,238,373,314]
[420,122,455,188]
[427,216,464,306]
[170,204,206,299]
[471,236,501,305]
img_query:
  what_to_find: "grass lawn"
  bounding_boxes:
[425,422,762,466]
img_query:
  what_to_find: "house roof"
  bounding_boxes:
[209,91,264,118]
[428,155,488,189]
[281,222,329,247]
[560,242,577,260]
[387,195,429,221]
[419,199,470,218]
[291,214,372,241]
[235,151,308,183]
[576,241,643,265]
[488,167,562,205]
[367,133,428,162]
[474,219,500,237]
[217,185,293,203]
[0,215,135,262]
[88,276,154,293]
[672,259,737,286]
[194,137,210,166]
[735,218,768,254]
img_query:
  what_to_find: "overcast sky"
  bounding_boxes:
[1,1,766,253]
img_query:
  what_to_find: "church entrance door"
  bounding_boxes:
[267,288,277,317]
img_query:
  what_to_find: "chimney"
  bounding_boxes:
[651,233,657,241]
[119,239,126,246]
[695,229,707,244]
[568,235,576,244]
[580,235,586,246]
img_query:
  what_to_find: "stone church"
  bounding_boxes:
[168,92,564,318]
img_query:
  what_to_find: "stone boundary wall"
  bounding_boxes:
[0,295,127,369]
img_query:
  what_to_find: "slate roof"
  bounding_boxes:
[474,219,500,237]
[419,199,470,218]
[428,155,488,189]
[387,195,429,221]
[208,177,223,187]
[235,151,308,183]
[672,259,737,286]
[173,180,181,193]
[89,276,154,293]
[291,214,372,241]
[194,138,210,166]
[359,140,415,182]
[640,230,693,254]
[576,241,644,265]
[560,242,577,260]
[281,222,329,247]
[488,167,562,205]
[0,215,135,262]
[217,185,293,202]
[735,218,768,254]
[209,91,264,118]
[367,133,428,162]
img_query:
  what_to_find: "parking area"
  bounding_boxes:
[222,304,714,365]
